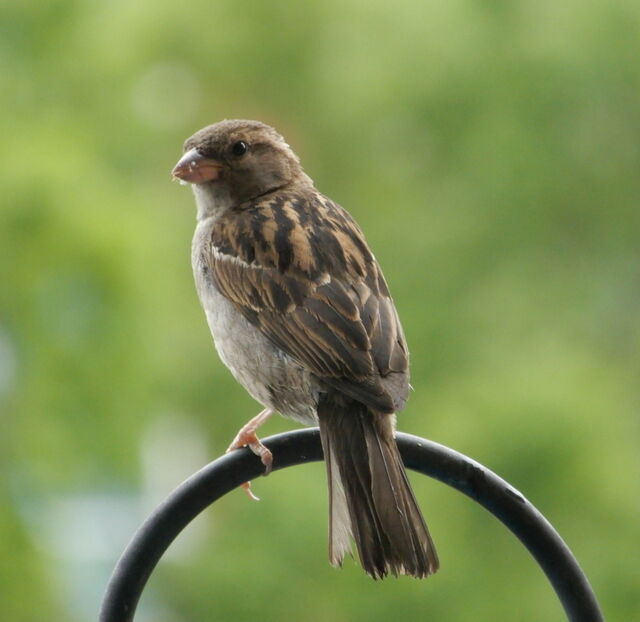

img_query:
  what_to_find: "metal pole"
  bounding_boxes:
[99,429,605,622]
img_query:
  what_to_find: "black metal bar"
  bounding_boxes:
[99,429,605,622]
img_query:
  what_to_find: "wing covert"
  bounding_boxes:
[208,191,409,412]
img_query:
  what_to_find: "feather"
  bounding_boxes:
[209,190,409,414]
[318,393,439,579]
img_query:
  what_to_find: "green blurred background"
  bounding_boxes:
[1,1,639,620]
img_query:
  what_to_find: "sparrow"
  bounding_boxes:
[171,119,439,579]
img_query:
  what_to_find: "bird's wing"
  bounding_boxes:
[205,191,409,413]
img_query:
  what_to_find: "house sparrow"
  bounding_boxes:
[172,120,439,579]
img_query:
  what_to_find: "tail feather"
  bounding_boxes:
[318,395,439,579]
[324,441,352,566]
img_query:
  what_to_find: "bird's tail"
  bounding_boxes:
[317,394,439,579]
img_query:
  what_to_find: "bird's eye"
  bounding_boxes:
[231,141,248,157]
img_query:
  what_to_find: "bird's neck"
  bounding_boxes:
[193,183,234,222]
[193,172,314,222]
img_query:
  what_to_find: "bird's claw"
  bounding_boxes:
[240,481,261,502]
[248,440,273,475]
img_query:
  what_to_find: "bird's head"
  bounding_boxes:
[172,120,306,212]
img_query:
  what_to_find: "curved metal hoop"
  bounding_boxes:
[99,429,605,622]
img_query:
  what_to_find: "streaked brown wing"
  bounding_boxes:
[208,192,409,413]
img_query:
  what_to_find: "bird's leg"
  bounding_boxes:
[226,408,274,500]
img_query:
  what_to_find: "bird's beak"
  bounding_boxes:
[171,148,223,184]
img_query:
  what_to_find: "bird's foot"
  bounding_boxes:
[226,428,273,474]
[226,408,274,500]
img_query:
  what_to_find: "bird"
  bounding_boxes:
[171,119,439,579]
